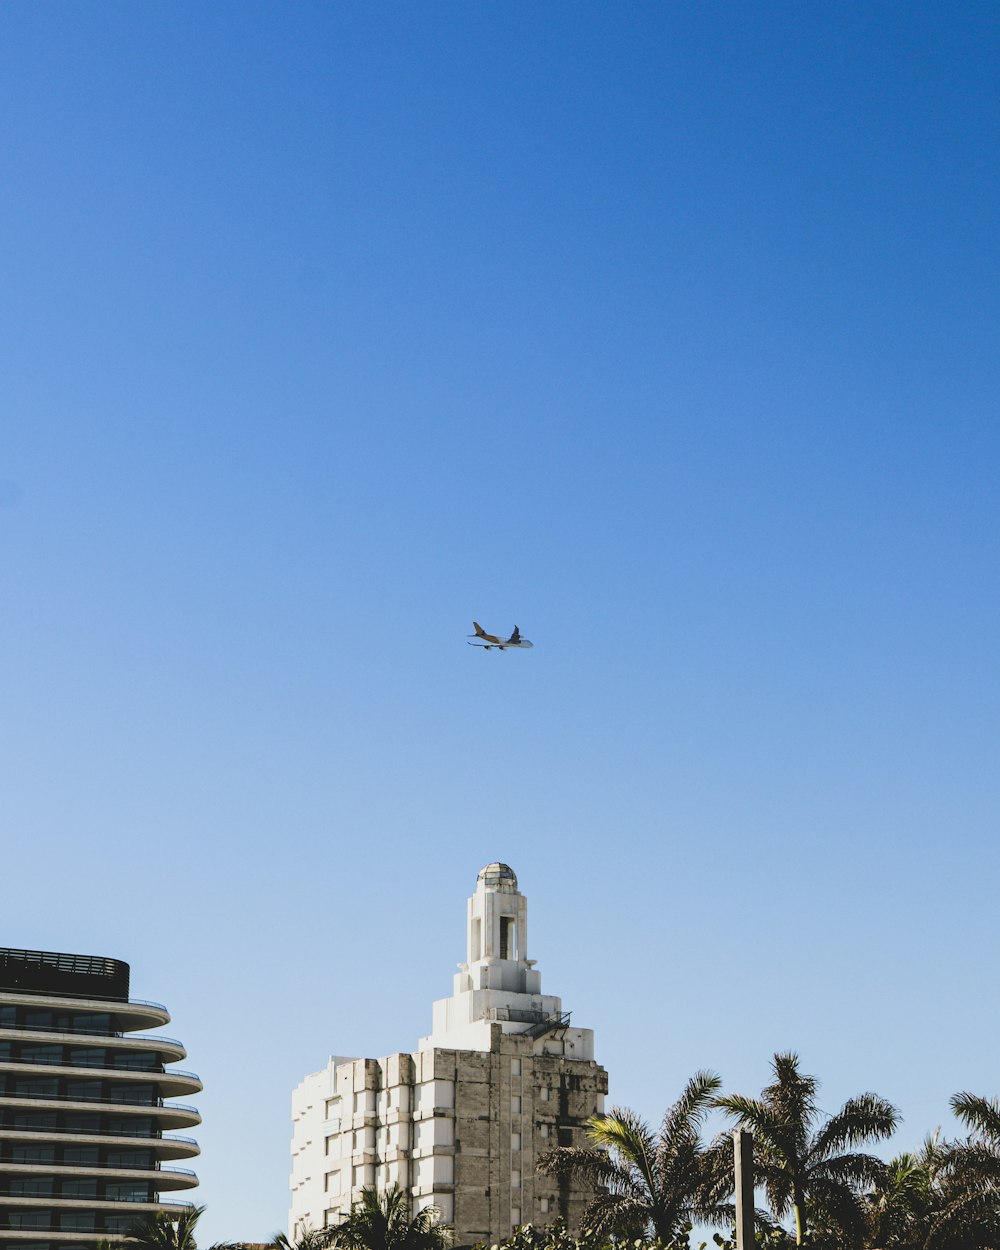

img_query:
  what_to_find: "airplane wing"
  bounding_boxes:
[507,626,521,644]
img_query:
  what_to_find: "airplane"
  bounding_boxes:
[467,621,534,651]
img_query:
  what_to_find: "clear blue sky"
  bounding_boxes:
[2,2,998,1241]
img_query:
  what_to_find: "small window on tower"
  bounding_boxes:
[472,918,482,962]
[500,916,516,959]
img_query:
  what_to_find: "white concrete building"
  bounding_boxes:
[290,864,608,1247]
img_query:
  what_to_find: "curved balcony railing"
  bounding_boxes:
[0,1024,184,1049]
[1,1056,163,1071]
[1,1091,199,1111]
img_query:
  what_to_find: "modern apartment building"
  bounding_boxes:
[290,864,608,1246]
[0,947,201,1250]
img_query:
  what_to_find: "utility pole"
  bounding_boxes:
[733,1130,754,1250]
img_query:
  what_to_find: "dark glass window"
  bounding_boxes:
[60,1179,97,1199]
[74,1013,111,1034]
[66,1080,103,1101]
[13,1111,58,1128]
[24,1010,53,1029]
[0,1040,11,1059]
[106,1148,152,1167]
[103,1215,133,1234]
[12,1144,56,1163]
[9,1211,52,1229]
[69,1047,106,1068]
[59,1213,96,1231]
[10,1177,54,1196]
[20,1044,63,1064]
[110,1082,153,1104]
[62,1145,100,1165]
[113,1051,158,1071]
[0,1005,18,1026]
[106,1182,151,1202]
[14,1077,59,1097]
[107,1115,151,1135]
[64,1112,101,1132]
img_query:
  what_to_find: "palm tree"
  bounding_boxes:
[537,1070,732,1246]
[932,1093,1000,1249]
[124,1207,205,1250]
[123,1206,245,1250]
[325,1185,451,1250]
[272,1227,334,1250]
[950,1092,1000,1185]
[864,1134,944,1249]
[714,1052,897,1246]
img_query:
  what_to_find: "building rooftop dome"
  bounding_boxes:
[477,862,518,890]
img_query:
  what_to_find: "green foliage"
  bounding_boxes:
[471,1215,614,1250]
[714,1053,897,1247]
[538,1072,732,1244]
[125,1206,206,1250]
[325,1185,452,1250]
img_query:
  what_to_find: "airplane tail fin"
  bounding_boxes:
[471,620,486,637]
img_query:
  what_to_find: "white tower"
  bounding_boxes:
[423,863,593,1060]
[290,865,606,1246]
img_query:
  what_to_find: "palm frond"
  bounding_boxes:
[585,1107,659,1205]
[951,1092,1000,1144]
[810,1093,898,1162]
[660,1071,723,1145]
[813,1149,888,1191]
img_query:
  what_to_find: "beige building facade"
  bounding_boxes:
[290,864,608,1246]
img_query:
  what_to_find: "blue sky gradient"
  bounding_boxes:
[2,3,999,1241]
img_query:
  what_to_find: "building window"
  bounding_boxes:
[500,916,517,960]
[511,1169,521,1189]
[539,1123,549,1139]
[114,1051,158,1070]
[511,1095,521,1114]
[14,1111,58,1128]
[111,1082,153,1104]
[540,1086,550,1102]
[21,1044,63,1064]
[61,1179,98,1199]
[70,1047,106,1067]
[10,1178,53,1196]
[511,1058,521,1077]
[60,1214,96,1232]
[106,1149,151,1167]
[540,1198,550,1215]
[511,1132,521,1152]
[15,1076,59,1097]
[12,1145,56,1163]
[511,1208,521,1227]
[106,1183,150,1202]
[9,1212,51,1229]
[66,1079,103,1101]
